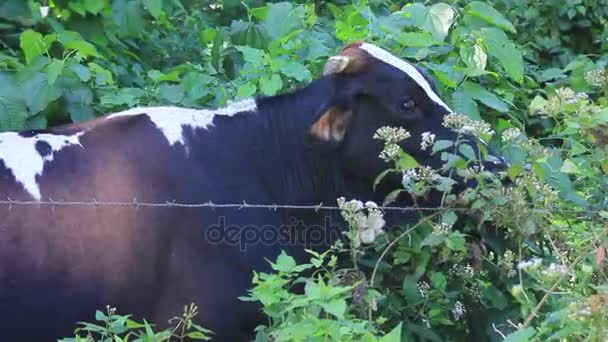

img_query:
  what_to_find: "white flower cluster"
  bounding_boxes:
[373,126,411,144]
[450,264,475,279]
[337,198,385,244]
[432,222,452,237]
[420,131,436,151]
[402,166,441,186]
[417,281,430,298]
[542,263,568,278]
[458,165,485,180]
[452,301,466,321]
[374,126,411,163]
[568,301,593,321]
[585,68,608,87]
[517,258,542,270]
[554,87,589,105]
[379,144,400,162]
[442,113,494,139]
[501,127,523,143]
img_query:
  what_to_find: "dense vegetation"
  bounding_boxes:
[1,0,608,341]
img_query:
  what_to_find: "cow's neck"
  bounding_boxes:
[250,77,355,206]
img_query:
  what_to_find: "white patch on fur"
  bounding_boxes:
[360,43,452,112]
[0,132,84,200]
[108,98,258,146]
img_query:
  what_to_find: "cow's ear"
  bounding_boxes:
[323,46,368,75]
[309,107,352,142]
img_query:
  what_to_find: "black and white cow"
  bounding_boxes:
[0,43,505,341]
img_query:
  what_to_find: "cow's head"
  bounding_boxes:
[309,43,507,194]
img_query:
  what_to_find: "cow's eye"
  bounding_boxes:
[400,99,416,111]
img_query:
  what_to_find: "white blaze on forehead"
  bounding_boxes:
[0,131,84,200]
[359,43,452,112]
[109,98,257,146]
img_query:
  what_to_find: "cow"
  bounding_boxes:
[0,42,506,341]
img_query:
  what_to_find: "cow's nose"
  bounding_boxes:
[483,154,509,172]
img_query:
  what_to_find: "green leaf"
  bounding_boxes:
[560,159,581,174]
[432,140,454,153]
[379,323,402,342]
[112,0,146,38]
[83,0,107,14]
[321,298,346,319]
[20,30,49,64]
[465,2,516,33]
[262,2,305,39]
[452,91,481,120]
[421,233,445,247]
[143,0,162,19]
[458,143,477,161]
[279,61,311,82]
[148,69,180,83]
[260,74,282,96]
[374,169,396,190]
[430,272,447,291]
[480,27,523,83]
[65,86,94,122]
[272,251,297,273]
[396,32,438,48]
[235,46,267,66]
[424,3,456,41]
[0,85,27,131]
[461,81,509,113]
[236,83,257,99]
[460,44,487,71]
[67,60,91,82]
[158,84,184,104]
[445,232,466,251]
[397,151,419,170]
[503,327,536,342]
[21,72,62,115]
[46,59,65,85]
[63,40,99,58]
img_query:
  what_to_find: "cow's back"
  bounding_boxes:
[0,115,188,339]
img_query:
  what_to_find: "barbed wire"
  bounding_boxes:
[0,198,603,215]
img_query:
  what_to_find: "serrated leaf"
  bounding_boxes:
[236,83,256,99]
[272,251,297,273]
[279,61,311,82]
[465,2,516,33]
[260,74,282,96]
[481,27,523,83]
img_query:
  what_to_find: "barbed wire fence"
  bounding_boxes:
[0,198,603,215]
